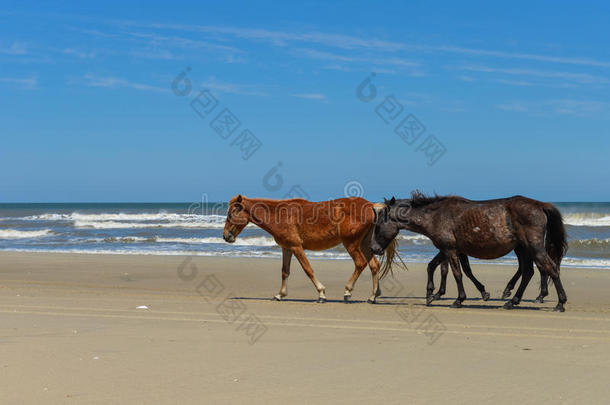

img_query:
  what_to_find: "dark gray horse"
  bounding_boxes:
[371,192,568,311]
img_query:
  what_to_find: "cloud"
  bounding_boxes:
[124,22,406,51]
[130,48,178,60]
[292,93,326,100]
[495,79,534,86]
[496,102,529,112]
[457,75,475,82]
[435,45,610,68]
[62,48,97,59]
[0,76,37,89]
[495,99,609,116]
[456,64,610,85]
[82,74,166,92]
[201,77,270,96]
[546,99,609,116]
[117,20,610,69]
[125,31,243,53]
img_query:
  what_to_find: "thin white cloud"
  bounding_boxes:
[496,99,609,116]
[125,31,243,53]
[296,48,419,68]
[130,48,178,60]
[62,48,97,59]
[456,64,610,85]
[495,79,534,86]
[202,77,270,96]
[292,93,326,100]
[117,20,610,69]
[435,45,610,68]
[457,75,475,82]
[0,76,37,89]
[547,99,608,116]
[126,22,406,51]
[496,102,529,112]
[82,74,166,92]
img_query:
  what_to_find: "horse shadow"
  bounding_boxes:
[232,295,550,310]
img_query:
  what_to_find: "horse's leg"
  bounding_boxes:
[535,267,549,303]
[503,248,534,309]
[447,252,466,308]
[360,233,382,300]
[291,246,327,303]
[425,252,446,305]
[459,254,490,301]
[502,262,522,300]
[433,261,449,302]
[343,241,370,303]
[362,248,382,303]
[274,248,293,301]
[532,247,567,312]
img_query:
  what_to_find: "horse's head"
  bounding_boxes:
[223,195,249,243]
[371,197,411,255]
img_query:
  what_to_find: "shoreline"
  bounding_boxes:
[0,248,609,270]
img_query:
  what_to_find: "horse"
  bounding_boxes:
[223,195,398,303]
[429,252,550,306]
[371,192,568,311]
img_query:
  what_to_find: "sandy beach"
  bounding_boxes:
[1,251,609,404]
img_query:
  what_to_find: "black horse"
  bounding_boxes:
[371,192,568,311]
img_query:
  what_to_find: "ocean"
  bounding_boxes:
[0,202,609,268]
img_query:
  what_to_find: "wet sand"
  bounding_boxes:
[1,251,609,404]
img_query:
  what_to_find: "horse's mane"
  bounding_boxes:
[408,190,461,208]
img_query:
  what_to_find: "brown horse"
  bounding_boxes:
[371,192,568,311]
[223,195,397,303]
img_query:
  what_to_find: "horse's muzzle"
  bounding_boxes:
[223,231,236,243]
[371,246,384,256]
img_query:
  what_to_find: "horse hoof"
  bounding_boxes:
[450,301,462,308]
[344,295,350,303]
[367,298,377,304]
[481,291,490,301]
[554,304,565,312]
[504,301,515,310]
[317,298,327,304]
[273,295,283,301]
[535,296,545,304]
[426,296,434,306]
[501,291,511,300]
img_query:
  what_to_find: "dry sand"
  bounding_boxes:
[1,251,610,404]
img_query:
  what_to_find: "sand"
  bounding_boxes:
[1,251,609,404]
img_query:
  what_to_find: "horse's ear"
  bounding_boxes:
[390,197,396,205]
[236,195,243,203]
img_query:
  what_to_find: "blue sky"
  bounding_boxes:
[1,1,609,202]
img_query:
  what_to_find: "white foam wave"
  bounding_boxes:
[18,212,230,229]
[155,236,277,247]
[73,218,239,230]
[22,212,223,222]
[564,213,610,227]
[0,229,53,239]
[397,234,431,243]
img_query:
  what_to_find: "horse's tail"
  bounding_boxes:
[543,203,568,269]
[378,238,408,280]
